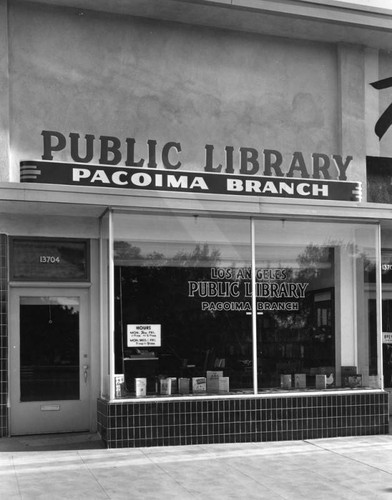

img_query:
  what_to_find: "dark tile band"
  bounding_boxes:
[97,392,389,448]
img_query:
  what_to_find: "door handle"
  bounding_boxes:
[83,364,89,383]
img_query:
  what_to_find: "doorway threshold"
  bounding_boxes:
[0,432,105,452]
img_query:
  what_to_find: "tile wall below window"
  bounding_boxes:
[97,391,389,448]
[0,234,7,437]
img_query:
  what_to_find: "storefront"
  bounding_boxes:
[1,0,392,447]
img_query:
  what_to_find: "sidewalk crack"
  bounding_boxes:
[11,456,23,500]
[304,440,392,477]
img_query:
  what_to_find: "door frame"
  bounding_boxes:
[9,285,92,435]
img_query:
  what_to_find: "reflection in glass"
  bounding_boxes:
[255,240,335,388]
[20,297,80,401]
[256,220,379,390]
[114,214,252,394]
[113,213,380,395]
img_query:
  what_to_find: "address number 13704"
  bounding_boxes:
[39,256,61,264]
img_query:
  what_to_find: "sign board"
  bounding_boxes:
[383,332,392,344]
[10,237,89,282]
[20,160,362,202]
[127,324,161,347]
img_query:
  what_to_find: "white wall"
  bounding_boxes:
[8,3,339,178]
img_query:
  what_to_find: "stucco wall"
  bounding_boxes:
[8,2,341,180]
[378,51,392,158]
[0,0,9,182]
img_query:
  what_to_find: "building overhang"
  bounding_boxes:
[20,0,392,49]
[1,181,392,225]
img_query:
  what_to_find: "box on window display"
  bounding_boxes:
[280,374,292,389]
[135,378,147,397]
[315,374,327,389]
[206,371,223,392]
[159,377,172,395]
[192,377,207,393]
[294,374,306,389]
[347,375,362,388]
[178,377,190,394]
[218,377,230,393]
[170,377,177,394]
[114,374,125,397]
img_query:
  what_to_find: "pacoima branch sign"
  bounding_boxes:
[20,130,362,201]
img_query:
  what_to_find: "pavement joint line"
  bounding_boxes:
[199,442,356,499]
[77,451,111,500]
[304,440,392,477]
[138,444,292,498]
[140,448,198,498]
[11,456,23,499]
[211,454,288,500]
[198,442,318,499]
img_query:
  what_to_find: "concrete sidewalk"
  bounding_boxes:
[2,433,392,499]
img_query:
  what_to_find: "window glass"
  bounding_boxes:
[100,210,112,398]
[380,233,392,388]
[113,214,380,396]
[114,214,252,395]
[20,297,80,401]
[255,220,379,390]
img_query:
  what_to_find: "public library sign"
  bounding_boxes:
[19,130,362,202]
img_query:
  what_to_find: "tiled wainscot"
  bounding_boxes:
[97,391,389,448]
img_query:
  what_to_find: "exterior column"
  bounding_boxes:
[364,48,380,158]
[337,44,367,198]
[335,245,357,386]
[0,0,9,437]
[0,0,9,181]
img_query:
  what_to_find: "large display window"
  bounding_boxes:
[254,221,380,391]
[110,212,381,398]
[380,232,392,389]
[113,215,252,395]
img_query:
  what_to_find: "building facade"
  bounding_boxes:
[1,0,392,447]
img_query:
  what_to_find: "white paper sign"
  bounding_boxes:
[383,332,392,344]
[127,324,161,347]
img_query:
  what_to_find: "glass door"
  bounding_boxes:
[10,288,90,435]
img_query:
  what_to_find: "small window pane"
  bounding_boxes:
[20,297,80,401]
